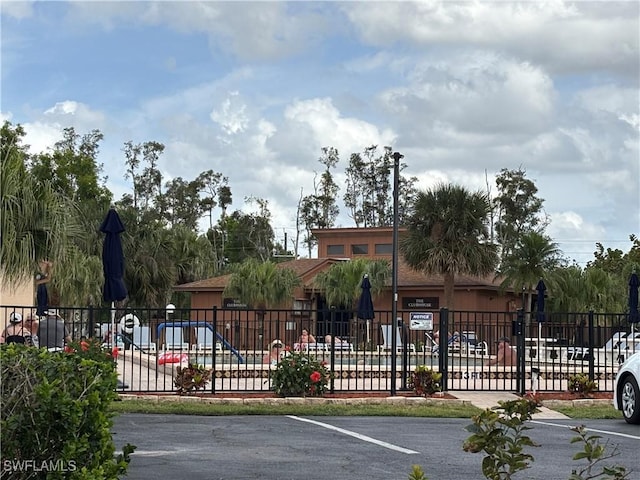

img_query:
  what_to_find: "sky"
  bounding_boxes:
[2,0,639,266]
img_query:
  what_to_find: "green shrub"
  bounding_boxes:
[0,343,134,479]
[463,399,540,479]
[269,350,332,397]
[174,363,212,395]
[568,373,598,397]
[409,365,442,396]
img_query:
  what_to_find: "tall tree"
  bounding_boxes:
[123,140,165,214]
[400,183,499,310]
[343,145,418,227]
[299,147,340,257]
[493,167,547,263]
[499,231,563,317]
[222,197,275,264]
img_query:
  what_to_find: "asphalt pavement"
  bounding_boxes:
[112,414,639,480]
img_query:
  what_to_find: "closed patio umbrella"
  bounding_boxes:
[100,208,128,388]
[357,275,375,344]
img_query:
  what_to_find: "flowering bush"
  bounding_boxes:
[269,350,332,397]
[65,338,119,366]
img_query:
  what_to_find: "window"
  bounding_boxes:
[327,244,344,255]
[374,243,393,254]
[351,244,368,255]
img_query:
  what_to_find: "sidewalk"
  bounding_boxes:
[453,391,570,419]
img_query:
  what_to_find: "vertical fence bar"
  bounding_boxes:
[439,308,449,391]
[588,310,595,382]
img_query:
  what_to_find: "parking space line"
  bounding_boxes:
[531,420,640,440]
[287,416,420,454]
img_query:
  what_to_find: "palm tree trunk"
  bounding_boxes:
[443,272,455,310]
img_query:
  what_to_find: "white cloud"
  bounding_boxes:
[1,1,35,19]
[343,1,638,76]
[210,92,250,135]
[281,97,396,160]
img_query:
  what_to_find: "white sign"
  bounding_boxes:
[409,312,433,330]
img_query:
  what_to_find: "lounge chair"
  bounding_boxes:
[132,325,156,352]
[195,326,223,352]
[574,331,639,366]
[323,338,354,353]
[162,326,188,351]
[378,325,416,353]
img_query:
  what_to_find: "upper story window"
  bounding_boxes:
[327,244,345,255]
[351,244,368,255]
[374,243,393,254]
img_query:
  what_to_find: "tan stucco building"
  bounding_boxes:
[174,227,519,349]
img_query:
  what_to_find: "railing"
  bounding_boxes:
[1,305,635,394]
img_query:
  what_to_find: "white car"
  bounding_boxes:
[613,351,640,424]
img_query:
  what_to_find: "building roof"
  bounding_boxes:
[174,257,506,292]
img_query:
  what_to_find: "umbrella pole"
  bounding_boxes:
[110,302,117,350]
[366,320,370,345]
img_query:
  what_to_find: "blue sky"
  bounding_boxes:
[2,1,639,265]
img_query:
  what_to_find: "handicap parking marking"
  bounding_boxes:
[287,415,420,454]
[531,420,640,441]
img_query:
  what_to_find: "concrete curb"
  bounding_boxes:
[118,393,473,407]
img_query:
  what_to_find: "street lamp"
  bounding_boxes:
[391,151,403,395]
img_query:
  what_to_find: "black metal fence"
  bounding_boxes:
[2,304,637,395]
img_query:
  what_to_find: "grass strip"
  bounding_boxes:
[110,398,481,417]
[546,404,622,419]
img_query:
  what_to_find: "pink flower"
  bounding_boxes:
[310,371,321,383]
[80,341,90,351]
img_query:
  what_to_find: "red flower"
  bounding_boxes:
[111,347,119,359]
[310,371,321,383]
[284,345,291,352]
[80,341,90,351]
[321,360,327,366]
[64,346,74,353]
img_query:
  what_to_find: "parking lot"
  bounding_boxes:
[112,414,639,480]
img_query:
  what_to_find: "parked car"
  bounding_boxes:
[613,351,640,424]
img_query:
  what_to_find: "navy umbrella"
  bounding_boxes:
[629,273,639,324]
[36,282,48,317]
[100,209,128,304]
[100,208,128,389]
[357,275,375,343]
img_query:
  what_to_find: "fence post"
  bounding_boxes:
[330,306,336,394]
[401,317,408,391]
[211,306,217,394]
[439,308,449,391]
[588,310,595,381]
[515,309,525,395]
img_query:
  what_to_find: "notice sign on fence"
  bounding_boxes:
[409,312,433,330]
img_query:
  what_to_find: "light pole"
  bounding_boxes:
[391,151,402,395]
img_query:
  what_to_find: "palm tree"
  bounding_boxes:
[224,258,301,348]
[499,231,562,317]
[313,258,390,309]
[1,122,81,285]
[224,257,301,312]
[400,183,499,310]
